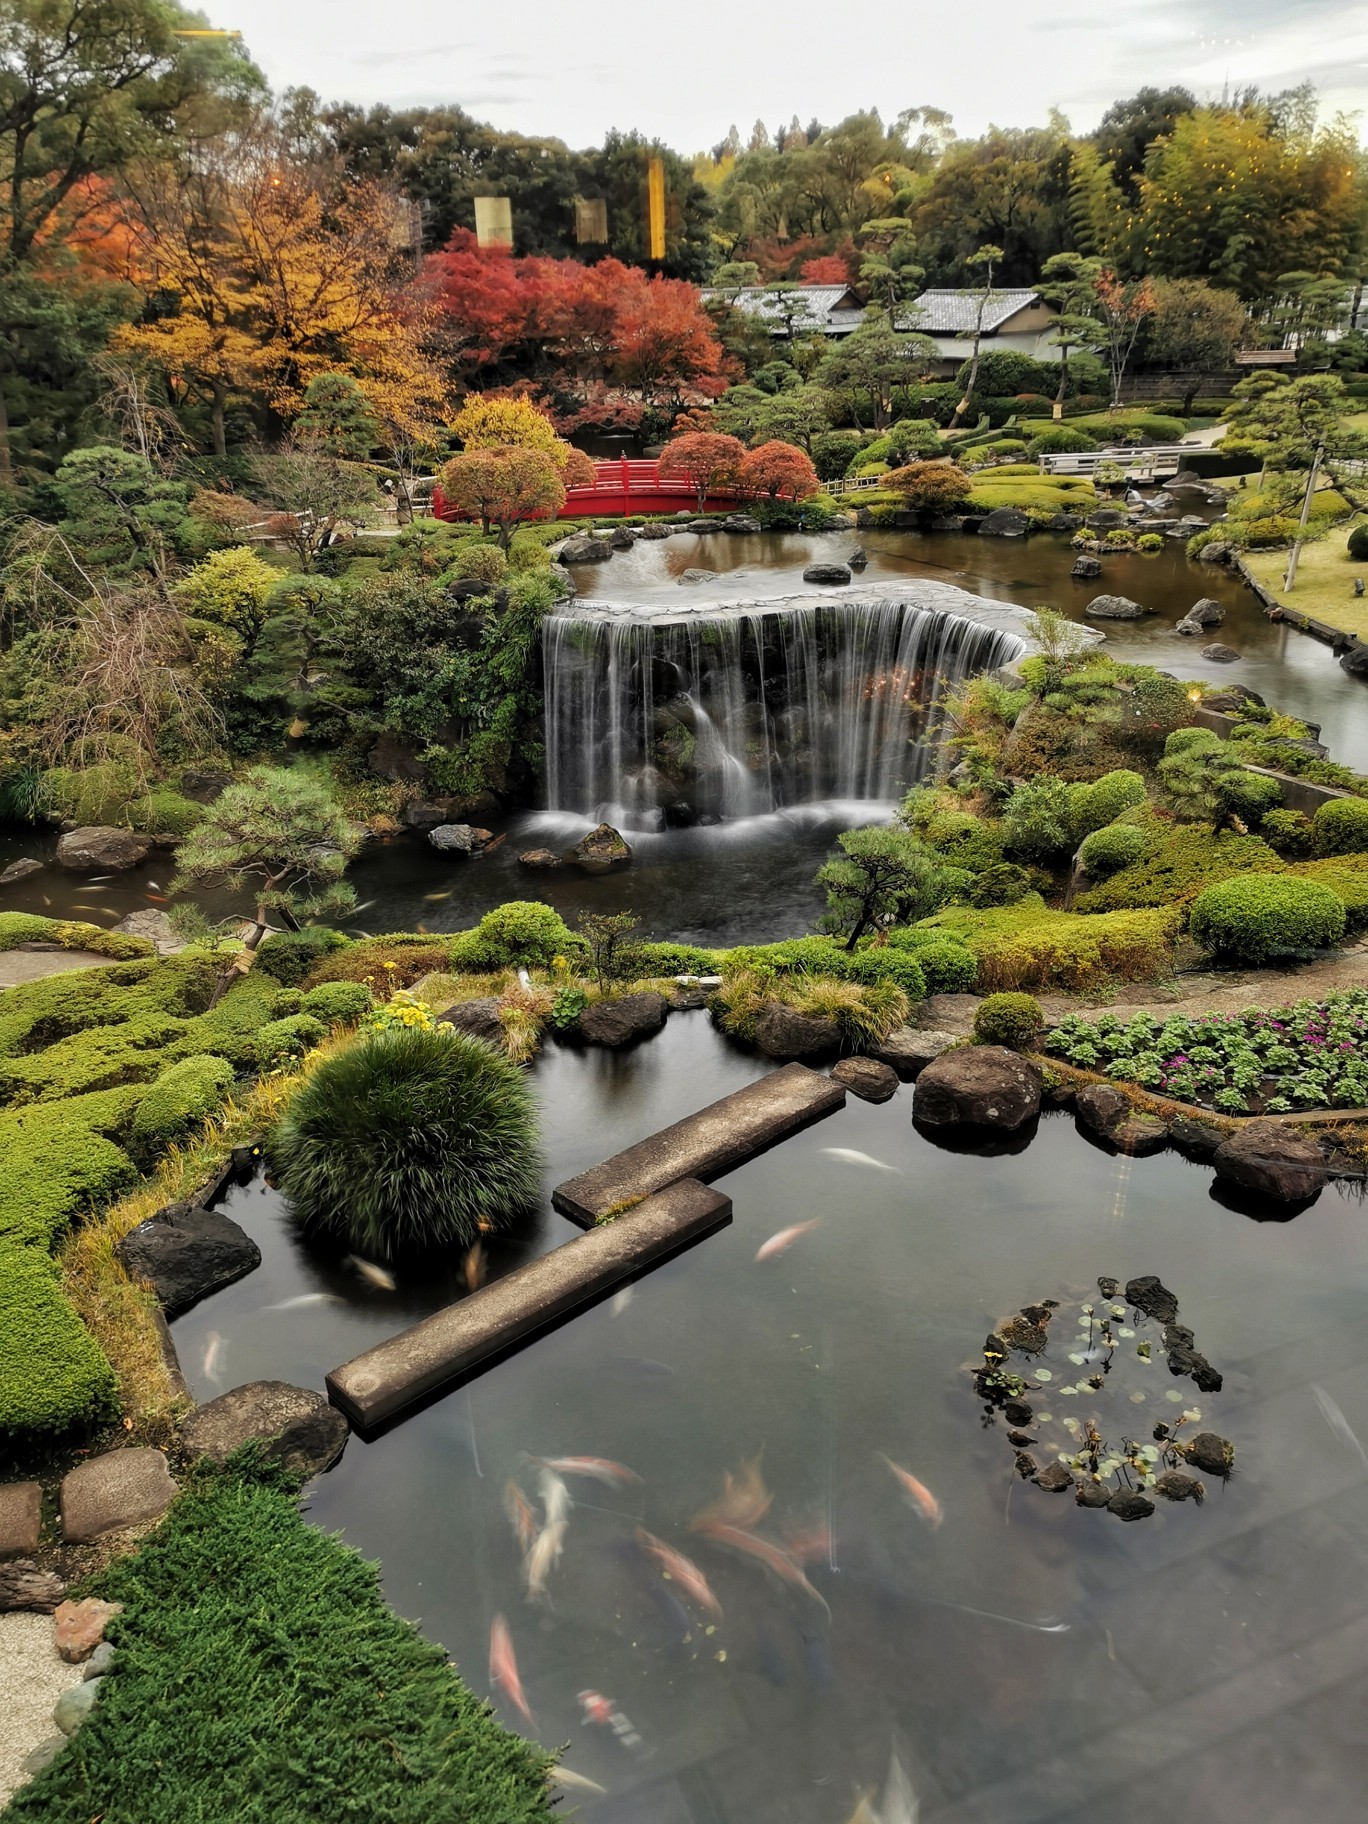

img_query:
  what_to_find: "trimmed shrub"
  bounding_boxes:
[130,1055,235,1162]
[305,936,450,989]
[1025,426,1099,456]
[1074,827,1284,914]
[300,981,374,1026]
[811,430,863,481]
[255,927,350,986]
[905,938,977,992]
[629,941,723,976]
[0,1242,119,1441]
[125,788,206,836]
[445,542,508,587]
[1313,796,1368,857]
[1079,823,1149,878]
[1291,856,1368,933]
[469,900,577,968]
[973,992,1044,1050]
[1189,874,1347,963]
[253,1014,326,1069]
[1075,770,1147,835]
[1348,522,1368,561]
[1261,808,1315,858]
[967,862,1040,908]
[716,970,909,1047]
[270,1028,541,1258]
[922,899,1178,991]
[841,947,927,998]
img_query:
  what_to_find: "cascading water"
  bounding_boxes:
[542,583,1030,829]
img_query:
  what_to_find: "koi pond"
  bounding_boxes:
[169,1015,1368,1824]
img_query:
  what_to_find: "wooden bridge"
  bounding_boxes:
[1038,445,1196,482]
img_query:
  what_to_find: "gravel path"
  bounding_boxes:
[1041,945,1368,1028]
[0,948,112,988]
[0,1613,81,1806]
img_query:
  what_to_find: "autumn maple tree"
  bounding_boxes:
[439,447,565,547]
[658,431,746,510]
[882,460,971,512]
[737,440,820,500]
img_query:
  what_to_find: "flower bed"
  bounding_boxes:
[1046,990,1368,1114]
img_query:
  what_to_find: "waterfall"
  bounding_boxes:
[542,585,1029,829]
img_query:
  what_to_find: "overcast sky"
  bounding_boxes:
[224,0,1368,149]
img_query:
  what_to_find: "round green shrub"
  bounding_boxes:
[973,992,1045,1050]
[125,788,206,836]
[1079,823,1149,878]
[1165,726,1221,757]
[1312,796,1368,857]
[472,900,576,967]
[1260,808,1315,858]
[1189,875,1347,963]
[255,928,350,986]
[130,1055,235,1161]
[446,543,507,587]
[1136,533,1164,553]
[843,948,927,998]
[1076,769,1148,835]
[270,988,304,1016]
[253,1013,327,1069]
[909,938,977,992]
[1025,426,1099,456]
[270,1028,541,1258]
[1348,522,1368,562]
[300,981,374,1025]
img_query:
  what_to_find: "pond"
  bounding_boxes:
[171,1015,1368,1824]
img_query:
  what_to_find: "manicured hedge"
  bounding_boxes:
[921,898,1179,990]
[1079,823,1149,878]
[1313,797,1368,856]
[6,1462,555,1822]
[974,992,1044,1050]
[255,927,350,986]
[1189,875,1347,963]
[300,980,374,1025]
[0,1242,118,1439]
[1074,828,1285,914]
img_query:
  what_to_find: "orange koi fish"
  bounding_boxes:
[489,1613,534,1727]
[636,1528,723,1620]
[697,1522,830,1618]
[690,1453,772,1532]
[503,1478,537,1553]
[534,1456,642,1487]
[877,1453,943,1529]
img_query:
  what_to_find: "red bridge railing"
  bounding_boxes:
[432,457,764,523]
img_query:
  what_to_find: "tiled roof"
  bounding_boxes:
[699,284,861,332]
[901,289,1043,334]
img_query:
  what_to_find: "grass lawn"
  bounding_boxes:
[1244,527,1368,639]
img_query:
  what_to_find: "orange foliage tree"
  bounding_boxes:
[439,447,565,547]
[883,461,971,511]
[658,431,746,509]
[738,441,820,499]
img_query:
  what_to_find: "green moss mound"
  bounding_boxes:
[0,1242,118,1441]
[1313,796,1368,856]
[300,980,374,1025]
[5,1464,554,1822]
[922,898,1178,991]
[1079,823,1149,878]
[270,1028,541,1258]
[255,927,351,985]
[449,901,578,972]
[973,992,1044,1050]
[130,1055,235,1163]
[1074,827,1285,914]
[1189,874,1347,963]
[0,911,153,961]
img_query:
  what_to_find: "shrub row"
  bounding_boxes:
[919,897,1179,991]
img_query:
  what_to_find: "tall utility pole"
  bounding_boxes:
[1283,441,1324,592]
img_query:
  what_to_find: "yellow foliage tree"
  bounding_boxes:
[449,394,565,462]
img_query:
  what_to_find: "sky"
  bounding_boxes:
[222,0,1368,149]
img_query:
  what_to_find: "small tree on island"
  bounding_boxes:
[883,460,971,513]
[738,440,820,500]
[439,445,566,548]
[658,431,747,510]
[173,765,361,1003]
[818,826,963,949]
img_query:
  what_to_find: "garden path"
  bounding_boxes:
[1046,941,1368,1027]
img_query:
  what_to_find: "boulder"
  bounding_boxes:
[913,1046,1042,1132]
[113,908,181,953]
[1113,1114,1169,1156]
[1074,1083,1130,1141]
[559,534,613,563]
[0,1562,65,1612]
[686,518,726,534]
[1183,597,1225,628]
[1201,642,1241,662]
[1084,594,1145,620]
[977,507,1029,538]
[1197,541,1232,566]
[751,1005,842,1060]
[54,1597,123,1661]
[1035,1463,1074,1492]
[54,1678,103,1735]
[1169,1116,1225,1160]
[400,793,498,831]
[1107,1491,1155,1522]
[60,1450,177,1545]
[438,998,505,1048]
[678,567,717,583]
[518,848,562,869]
[575,992,669,1048]
[22,1737,66,1776]
[802,563,852,584]
[572,823,631,871]
[918,993,981,1035]
[1044,512,1084,532]
[722,514,761,534]
[177,767,232,803]
[1339,639,1368,678]
[846,545,868,568]
[1087,509,1129,530]
[831,1056,899,1103]
[0,1481,43,1558]
[180,1381,349,1480]
[114,1203,261,1317]
[635,523,673,540]
[54,827,151,871]
[427,823,492,854]
[1071,555,1103,579]
[1213,1119,1327,1203]
[868,1027,957,1080]
[0,857,42,884]
[608,527,635,550]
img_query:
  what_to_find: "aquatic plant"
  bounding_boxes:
[270,1028,541,1258]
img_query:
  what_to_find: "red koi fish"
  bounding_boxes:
[489,1613,534,1728]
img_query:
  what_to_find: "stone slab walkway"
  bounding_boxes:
[0,948,111,989]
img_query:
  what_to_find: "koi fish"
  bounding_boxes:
[534,1455,642,1487]
[263,1292,343,1311]
[577,1689,642,1749]
[145,892,168,902]
[876,1453,942,1530]
[202,1331,224,1384]
[691,1453,772,1531]
[552,1766,607,1797]
[145,878,162,891]
[611,1285,634,1316]
[821,1147,902,1174]
[424,890,454,902]
[698,1522,830,1618]
[347,1255,396,1291]
[1312,1384,1368,1467]
[537,1467,573,1529]
[462,1241,486,1293]
[784,1525,834,1566]
[489,1614,534,1727]
[503,1478,538,1552]
[86,876,114,882]
[523,1520,567,1602]
[755,1219,820,1263]
[636,1528,723,1620]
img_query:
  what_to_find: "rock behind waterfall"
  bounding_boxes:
[913,1046,1041,1131]
[571,824,631,871]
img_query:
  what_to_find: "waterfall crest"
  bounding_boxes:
[543,583,1029,829]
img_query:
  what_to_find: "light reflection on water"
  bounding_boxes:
[171,1017,1368,1823]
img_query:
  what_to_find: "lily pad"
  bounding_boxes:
[1034,1369,1053,1382]
[1165,1389,1186,1403]
[1129,1391,1147,1403]
[1068,1352,1087,1366]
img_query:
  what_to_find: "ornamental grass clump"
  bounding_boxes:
[270,1027,541,1260]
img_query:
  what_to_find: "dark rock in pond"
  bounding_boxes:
[1098,1276,1119,1298]
[1213,1119,1327,1204]
[572,822,632,871]
[751,1005,842,1060]
[867,1027,957,1080]
[977,506,1030,538]
[115,1203,261,1317]
[0,1561,66,1612]
[1044,512,1084,532]
[678,567,717,583]
[427,822,492,854]
[1125,1275,1179,1326]
[831,1056,899,1102]
[1076,1481,1113,1508]
[1201,642,1241,662]
[1084,593,1145,620]
[1035,1463,1074,1492]
[1107,1490,1155,1522]
[1338,638,1368,678]
[635,523,672,540]
[55,826,151,871]
[1020,1304,1052,1326]
[687,518,726,533]
[1198,541,1232,566]
[438,997,504,1048]
[1075,1083,1130,1141]
[1000,1316,1048,1355]
[1007,1429,1035,1448]
[1162,1322,1223,1392]
[559,534,613,563]
[1182,597,1225,629]
[518,848,562,869]
[1071,555,1103,579]
[400,792,498,831]
[846,545,868,568]
[913,1046,1042,1132]
[1115,1114,1170,1156]
[722,514,761,534]
[985,1332,1011,1362]
[1184,1432,1235,1477]
[1014,1452,1039,1479]
[575,992,668,1049]
[180,1381,349,1481]
[1156,1470,1206,1504]
[1003,1399,1034,1426]
[803,562,852,584]
[0,857,42,884]
[1087,509,1128,530]
[608,527,635,549]
[1170,1116,1225,1161]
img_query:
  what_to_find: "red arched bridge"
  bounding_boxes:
[431,457,784,522]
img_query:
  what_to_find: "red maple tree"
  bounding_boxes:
[658,431,747,510]
[738,441,820,500]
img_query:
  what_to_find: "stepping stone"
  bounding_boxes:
[60,1448,176,1545]
[868,1027,957,1080]
[54,1597,122,1661]
[0,1482,42,1558]
[180,1382,349,1481]
[831,1057,899,1102]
